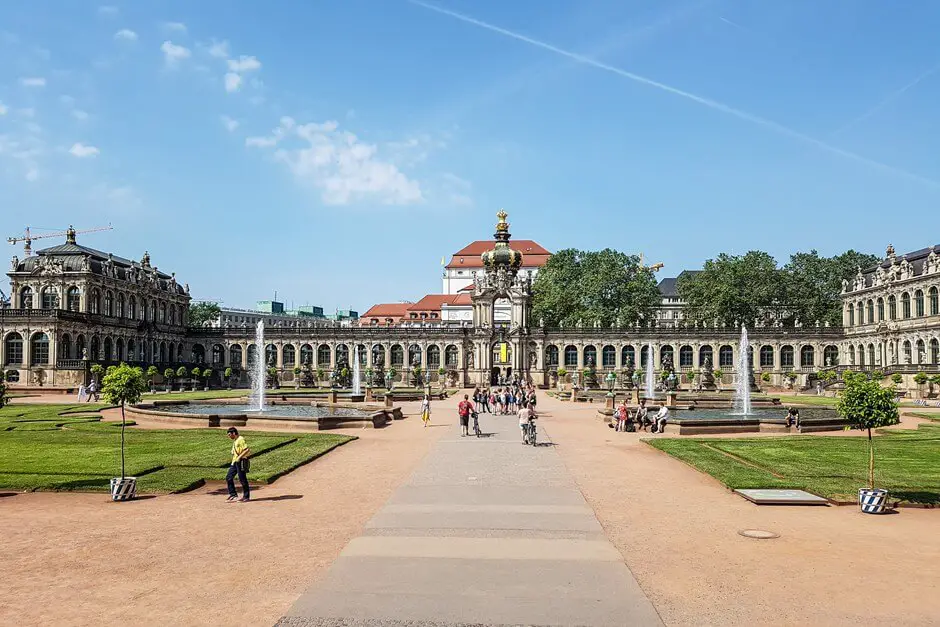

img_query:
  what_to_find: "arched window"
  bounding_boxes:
[930,287,939,316]
[300,344,313,365]
[916,339,926,364]
[127,339,136,361]
[264,344,277,366]
[427,345,441,367]
[31,332,50,365]
[583,345,597,367]
[564,345,578,368]
[193,344,206,364]
[640,345,651,368]
[128,296,137,320]
[158,341,166,364]
[877,297,885,321]
[90,289,100,314]
[781,345,794,368]
[902,292,911,319]
[545,345,559,367]
[41,286,58,309]
[60,333,72,359]
[229,344,242,367]
[660,345,674,367]
[759,345,774,368]
[602,345,615,368]
[335,344,349,366]
[104,291,113,317]
[903,340,912,364]
[679,345,693,368]
[824,345,839,367]
[390,344,404,367]
[168,343,176,363]
[168,304,176,325]
[90,336,100,360]
[718,345,733,368]
[867,299,874,323]
[800,346,815,369]
[116,338,125,362]
[117,293,125,318]
[621,345,635,368]
[76,335,86,360]
[213,344,226,365]
[159,302,167,323]
[318,344,333,366]
[4,332,23,365]
[931,338,939,364]
[915,290,925,317]
[445,344,459,367]
[856,302,863,324]
[150,300,157,322]
[848,305,855,326]
[848,345,855,366]
[20,286,34,309]
[406,344,421,366]
[247,344,258,366]
[888,295,897,320]
[698,345,713,368]
[868,344,875,366]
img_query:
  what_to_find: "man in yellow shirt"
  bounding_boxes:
[226,427,251,502]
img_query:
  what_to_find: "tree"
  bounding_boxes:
[90,363,104,383]
[532,248,660,327]
[146,365,159,384]
[678,251,786,325]
[785,249,879,325]
[837,375,899,489]
[187,301,221,327]
[101,364,148,479]
[0,371,8,409]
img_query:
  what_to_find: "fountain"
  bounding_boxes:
[248,320,265,412]
[645,342,655,399]
[732,324,752,415]
[352,347,362,396]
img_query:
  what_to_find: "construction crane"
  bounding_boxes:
[8,224,113,256]
[638,252,664,272]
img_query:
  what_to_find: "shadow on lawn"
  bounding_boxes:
[890,490,940,506]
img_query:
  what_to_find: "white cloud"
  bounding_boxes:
[20,77,46,87]
[163,21,187,33]
[114,29,138,41]
[208,40,230,59]
[59,95,76,107]
[227,55,261,72]
[247,117,423,205]
[224,72,242,92]
[18,107,36,118]
[161,41,190,66]
[0,102,7,115]
[220,115,239,132]
[72,109,90,121]
[98,5,118,16]
[69,143,100,158]
[25,167,40,182]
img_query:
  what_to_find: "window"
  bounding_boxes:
[902,292,911,319]
[104,291,113,317]
[916,339,926,364]
[445,344,459,367]
[127,339,136,361]
[230,345,243,366]
[264,344,277,366]
[41,287,58,309]
[31,333,50,365]
[602,345,615,368]
[90,289,101,314]
[698,345,713,368]
[20,287,33,309]
[129,296,137,319]
[60,334,72,359]
[660,345,674,367]
[192,344,206,364]
[213,344,226,365]
[621,345,635,368]
[930,287,939,316]
[90,336,100,360]
[781,345,794,368]
[116,338,125,362]
[104,337,113,362]
[867,299,874,323]
[390,344,404,366]
[759,345,774,368]
[800,345,815,368]
[824,345,839,367]
[427,345,440,367]
[300,344,313,365]
[903,340,912,364]
[117,294,125,318]
[877,297,884,321]
[4,333,24,365]
[868,344,875,366]
[564,345,578,368]
[679,345,693,367]
[931,339,939,364]
[888,295,897,320]
[856,302,863,325]
[848,305,855,326]
[848,345,855,365]
[76,335,86,360]
[718,345,733,368]
[545,345,559,367]
[915,290,925,317]
[583,345,597,368]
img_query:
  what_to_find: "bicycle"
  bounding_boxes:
[522,419,537,446]
[472,411,481,437]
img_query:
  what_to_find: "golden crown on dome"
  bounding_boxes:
[481,209,523,271]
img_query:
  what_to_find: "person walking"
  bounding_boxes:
[86,379,98,402]
[421,394,432,427]
[457,394,474,437]
[225,427,251,502]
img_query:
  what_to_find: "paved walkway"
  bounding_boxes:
[279,411,662,627]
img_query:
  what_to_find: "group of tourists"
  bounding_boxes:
[610,399,670,433]
[472,383,537,415]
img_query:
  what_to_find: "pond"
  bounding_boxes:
[163,404,372,419]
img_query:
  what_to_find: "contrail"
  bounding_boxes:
[408,0,939,188]
[831,63,940,136]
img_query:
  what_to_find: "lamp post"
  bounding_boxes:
[605,371,616,397]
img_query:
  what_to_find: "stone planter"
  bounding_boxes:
[110,477,137,501]
[859,488,888,514]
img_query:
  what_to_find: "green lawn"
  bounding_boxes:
[774,394,840,407]
[647,422,940,505]
[0,404,353,493]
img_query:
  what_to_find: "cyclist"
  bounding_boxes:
[457,394,473,437]
[518,403,536,443]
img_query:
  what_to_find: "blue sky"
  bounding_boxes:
[2,0,939,312]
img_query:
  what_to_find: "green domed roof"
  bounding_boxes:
[481,210,523,271]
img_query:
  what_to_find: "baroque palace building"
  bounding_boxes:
[2,218,939,390]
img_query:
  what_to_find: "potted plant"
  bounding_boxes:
[837,374,900,514]
[913,372,928,399]
[556,367,567,389]
[316,367,325,387]
[201,368,213,390]
[686,371,697,384]
[146,365,159,393]
[163,367,175,392]
[891,373,903,386]
[175,366,187,390]
[930,374,940,398]
[101,363,148,501]
[870,370,884,381]
[713,368,724,388]
[190,367,201,391]
[224,367,234,390]
[760,371,771,383]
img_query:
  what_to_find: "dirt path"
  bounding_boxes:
[0,399,448,627]
[539,394,940,626]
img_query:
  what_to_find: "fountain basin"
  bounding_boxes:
[665,407,843,435]
[129,400,400,430]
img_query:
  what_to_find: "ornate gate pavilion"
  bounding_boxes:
[2,215,938,390]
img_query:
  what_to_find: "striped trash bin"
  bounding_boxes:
[110,477,137,502]
[858,488,888,514]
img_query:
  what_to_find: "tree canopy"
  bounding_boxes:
[188,301,221,327]
[785,250,879,325]
[532,248,661,327]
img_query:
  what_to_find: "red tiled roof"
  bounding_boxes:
[361,303,411,317]
[407,294,468,312]
[446,239,551,269]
